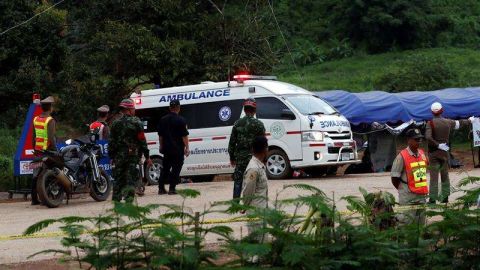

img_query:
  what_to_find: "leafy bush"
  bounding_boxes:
[0,128,21,191]
[25,189,226,269]
[0,156,11,176]
[25,177,480,269]
[287,39,354,67]
[374,54,458,92]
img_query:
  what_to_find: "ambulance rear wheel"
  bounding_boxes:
[146,157,162,185]
[266,149,292,180]
[326,166,338,176]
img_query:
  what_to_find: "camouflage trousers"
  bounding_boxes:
[232,158,251,199]
[112,158,139,203]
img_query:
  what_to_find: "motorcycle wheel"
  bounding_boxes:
[37,169,65,208]
[90,169,112,201]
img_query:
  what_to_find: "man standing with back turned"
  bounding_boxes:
[31,96,57,205]
[109,99,151,203]
[158,100,189,195]
[425,102,473,203]
[228,97,266,199]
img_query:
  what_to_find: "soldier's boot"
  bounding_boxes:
[112,184,122,202]
[158,185,167,195]
[123,186,136,204]
[31,177,40,205]
[136,186,145,196]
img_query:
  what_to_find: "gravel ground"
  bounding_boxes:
[0,168,479,265]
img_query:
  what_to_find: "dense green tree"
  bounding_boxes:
[0,1,68,127]
[317,0,437,53]
[0,1,277,128]
[60,0,277,128]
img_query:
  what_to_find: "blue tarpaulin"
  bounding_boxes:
[315,88,480,125]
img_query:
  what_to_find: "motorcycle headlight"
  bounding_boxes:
[302,131,324,142]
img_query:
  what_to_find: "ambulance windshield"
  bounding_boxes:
[285,95,337,115]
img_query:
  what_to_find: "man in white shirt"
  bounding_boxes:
[241,136,269,263]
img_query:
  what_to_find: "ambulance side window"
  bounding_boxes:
[180,99,244,129]
[135,107,169,132]
[256,97,290,120]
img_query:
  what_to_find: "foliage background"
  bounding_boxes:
[2,0,480,189]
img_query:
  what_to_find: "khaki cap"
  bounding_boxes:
[40,96,55,104]
[97,105,110,112]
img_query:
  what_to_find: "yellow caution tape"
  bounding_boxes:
[0,203,448,242]
[0,216,260,241]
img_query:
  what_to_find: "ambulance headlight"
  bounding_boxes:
[302,131,324,142]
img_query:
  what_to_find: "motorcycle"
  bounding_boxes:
[31,133,112,208]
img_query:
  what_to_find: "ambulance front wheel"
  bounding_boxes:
[266,149,292,180]
[146,157,163,185]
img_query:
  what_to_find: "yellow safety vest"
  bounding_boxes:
[33,116,53,151]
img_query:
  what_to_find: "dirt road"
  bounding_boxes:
[1,169,479,265]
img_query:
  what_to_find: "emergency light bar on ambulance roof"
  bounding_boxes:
[134,96,142,105]
[233,74,277,83]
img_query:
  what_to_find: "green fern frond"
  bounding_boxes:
[23,219,58,235]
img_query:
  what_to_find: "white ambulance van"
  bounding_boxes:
[132,75,359,183]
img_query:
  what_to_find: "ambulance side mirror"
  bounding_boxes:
[281,109,296,120]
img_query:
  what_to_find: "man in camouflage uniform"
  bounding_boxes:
[109,99,151,203]
[228,97,266,199]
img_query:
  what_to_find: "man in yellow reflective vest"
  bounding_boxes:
[391,128,429,225]
[31,96,57,205]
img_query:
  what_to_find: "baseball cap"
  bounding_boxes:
[170,99,180,107]
[40,96,55,104]
[431,102,443,113]
[405,128,424,139]
[97,105,110,112]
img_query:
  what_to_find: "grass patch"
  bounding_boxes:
[0,128,21,191]
[278,47,480,91]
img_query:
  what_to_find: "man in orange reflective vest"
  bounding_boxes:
[391,128,429,225]
[31,96,57,205]
[89,105,110,140]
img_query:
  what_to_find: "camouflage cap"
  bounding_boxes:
[119,98,135,109]
[97,105,110,112]
[40,96,55,104]
[243,97,256,108]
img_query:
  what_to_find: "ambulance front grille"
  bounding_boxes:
[326,131,351,141]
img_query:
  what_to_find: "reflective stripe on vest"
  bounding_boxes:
[400,149,429,195]
[33,116,53,151]
[89,121,105,140]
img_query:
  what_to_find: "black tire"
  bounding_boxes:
[326,166,338,176]
[90,169,112,202]
[190,175,215,183]
[266,149,292,180]
[146,157,162,185]
[37,169,65,208]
